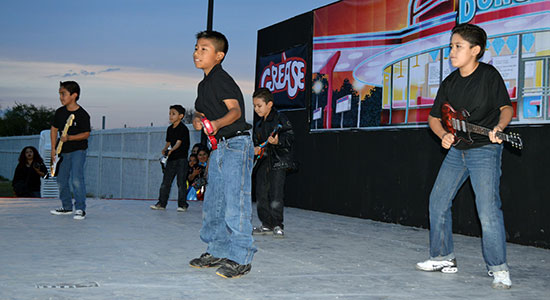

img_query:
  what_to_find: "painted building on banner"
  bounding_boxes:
[312,0,550,130]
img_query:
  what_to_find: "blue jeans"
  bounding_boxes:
[429,144,508,272]
[56,150,87,211]
[200,135,256,265]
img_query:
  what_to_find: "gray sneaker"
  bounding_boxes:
[150,203,165,210]
[273,226,284,238]
[252,225,273,235]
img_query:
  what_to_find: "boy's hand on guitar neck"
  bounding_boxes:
[489,126,504,144]
[60,135,69,143]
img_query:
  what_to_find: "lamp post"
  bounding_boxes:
[313,80,323,129]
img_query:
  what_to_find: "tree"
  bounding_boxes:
[0,103,56,136]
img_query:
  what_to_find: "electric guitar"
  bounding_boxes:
[50,114,75,177]
[255,124,283,163]
[441,103,523,149]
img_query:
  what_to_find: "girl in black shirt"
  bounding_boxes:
[12,146,47,197]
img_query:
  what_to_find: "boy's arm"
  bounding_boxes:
[209,99,241,135]
[168,140,182,155]
[50,126,58,160]
[489,105,514,143]
[60,132,90,143]
[428,115,454,150]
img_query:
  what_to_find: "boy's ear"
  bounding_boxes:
[267,101,274,109]
[471,45,481,58]
[216,51,225,62]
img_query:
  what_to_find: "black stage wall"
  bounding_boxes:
[256,12,550,249]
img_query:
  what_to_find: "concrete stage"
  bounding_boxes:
[1,198,548,299]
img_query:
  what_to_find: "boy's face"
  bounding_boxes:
[253,97,273,118]
[169,108,183,124]
[59,87,77,106]
[449,33,480,69]
[193,38,224,74]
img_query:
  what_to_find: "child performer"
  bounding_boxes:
[150,104,190,212]
[251,88,295,238]
[415,23,514,289]
[188,30,256,279]
[49,81,91,220]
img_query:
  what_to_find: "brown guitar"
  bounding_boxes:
[441,103,523,149]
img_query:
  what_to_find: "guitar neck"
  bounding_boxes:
[466,123,509,142]
[56,124,72,154]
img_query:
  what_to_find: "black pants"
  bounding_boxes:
[255,159,286,228]
[158,158,188,208]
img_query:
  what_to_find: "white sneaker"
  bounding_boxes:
[73,210,86,220]
[415,258,458,273]
[491,270,512,289]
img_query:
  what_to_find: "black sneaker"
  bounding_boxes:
[189,253,226,269]
[50,208,73,215]
[73,210,86,220]
[216,259,251,279]
[149,203,166,210]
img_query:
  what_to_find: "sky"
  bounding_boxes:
[0,0,335,129]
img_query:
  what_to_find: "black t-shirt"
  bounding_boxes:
[166,122,190,161]
[52,106,91,153]
[12,162,47,194]
[195,64,251,139]
[430,62,512,149]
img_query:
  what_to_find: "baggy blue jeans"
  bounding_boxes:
[200,135,256,265]
[429,143,508,272]
[56,149,87,211]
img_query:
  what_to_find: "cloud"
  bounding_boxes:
[0,59,256,128]
[50,67,120,78]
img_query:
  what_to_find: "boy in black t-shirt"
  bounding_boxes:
[49,81,91,220]
[251,88,295,238]
[150,104,190,211]
[188,30,256,279]
[415,23,514,290]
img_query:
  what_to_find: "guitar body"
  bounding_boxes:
[50,155,63,177]
[441,103,473,146]
[254,124,283,164]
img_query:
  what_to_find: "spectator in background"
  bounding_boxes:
[12,146,47,197]
[191,143,204,155]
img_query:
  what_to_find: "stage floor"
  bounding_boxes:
[1,198,548,299]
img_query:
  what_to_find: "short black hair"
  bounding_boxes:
[169,104,185,115]
[195,30,229,56]
[253,88,274,103]
[451,23,487,61]
[60,81,80,101]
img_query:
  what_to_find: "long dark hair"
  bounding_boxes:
[18,146,44,165]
